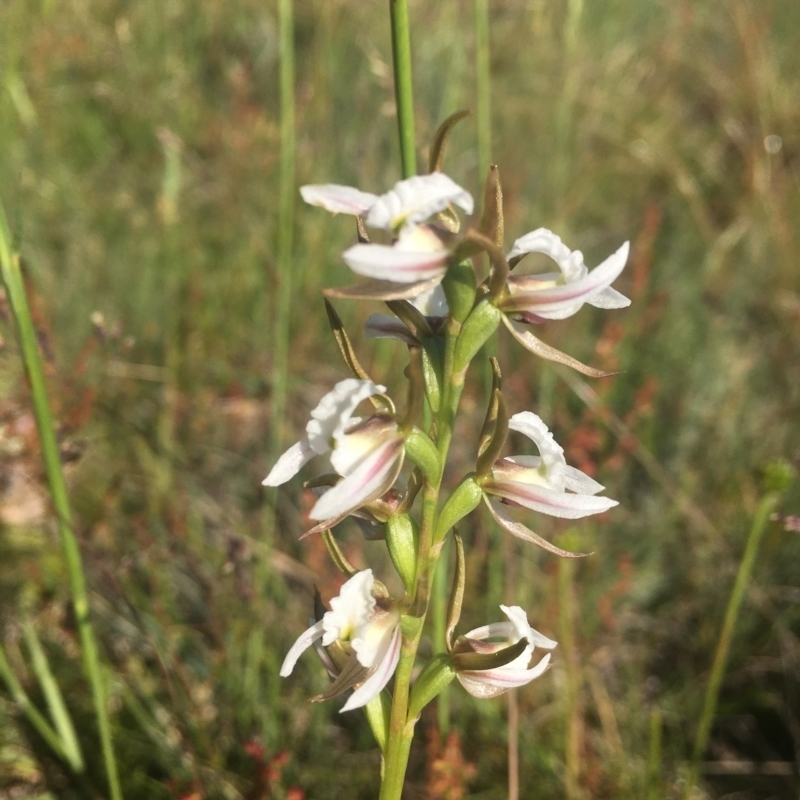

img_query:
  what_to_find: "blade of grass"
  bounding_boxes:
[474,0,491,179]
[22,623,84,773]
[0,642,71,766]
[683,491,782,798]
[0,199,123,800]
[266,0,296,521]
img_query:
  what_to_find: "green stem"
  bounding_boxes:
[0,202,123,799]
[380,323,469,799]
[268,0,296,470]
[474,0,491,177]
[684,492,781,798]
[389,0,417,178]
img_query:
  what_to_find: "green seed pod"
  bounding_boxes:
[421,338,444,413]
[453,299,501,375]
[385,513,419,593]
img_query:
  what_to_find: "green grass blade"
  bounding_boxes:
[0,642,70,766]
[390,0,417,178]
[0,198,123,800]
[22,623,84,773]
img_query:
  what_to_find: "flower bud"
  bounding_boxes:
[421,338,444,413]
[453,299,501,375]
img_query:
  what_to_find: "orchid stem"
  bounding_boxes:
[0,200,123,800]
[389,0,417,178]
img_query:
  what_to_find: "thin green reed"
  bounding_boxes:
[683,490,782,798]
[268,0,296,474]
[390,0,417,178]
[474,0,492,179]
[0,200,123,800]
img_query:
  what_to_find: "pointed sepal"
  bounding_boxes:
[476,357,509,478]
[477,164,504,248]
[428,109,473,174]
[445,531,466,653]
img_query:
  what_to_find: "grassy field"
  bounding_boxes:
[1,0,799,798]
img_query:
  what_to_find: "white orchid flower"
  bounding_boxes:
[263,379,405,524]
[480,411,618,554]
[280,569,401,712]
[301,173,473,297]
[501,228,630,322]
[456,605,557,699]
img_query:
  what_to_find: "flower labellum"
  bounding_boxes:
[280,569,401,712]
[456,605,556,699]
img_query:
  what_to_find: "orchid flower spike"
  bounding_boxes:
[301,174,473,298]
[280,569,401,712]
[480,411,618,553]
[456,605,557,699]
[263,379,405,526]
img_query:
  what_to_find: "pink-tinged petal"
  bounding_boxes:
[507,411,566,472]
[499,605,557,650]
[483,477,618,519]
[309,439,405,521]
[280,619,325,677]
[365,314,418,345]
[457,653,552,698]
[586,286,630,309]
[501,242,630,319]
[306,379,386,454]
[483,497,590,558]
[342,243,449,283]
[562,465,605,496]
[366,173,474,232]
[299,509,353,540]
[263,438,315,486]
[324,276,443,301]
[501,316,615,378]
[340,626,401,712]
[300,184,378,216]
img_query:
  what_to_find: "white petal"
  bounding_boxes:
[365,314,418,345]
[462,621,514,641]
[507,228,588,282]
[309,438,404,521]
[562,465,605,496]
[300,184,378,216]
[410,283,449,317]
[322,570,375,645]
[306,379,386,454]
[342,243,449,283]
[366,173,474,231]
[507,411,566,473]
[499,605,557,650]
[262,438,315,486]
[483,478,618,519]
[586,286,631,309]
[340,626,401,712]
[280,619,325,677]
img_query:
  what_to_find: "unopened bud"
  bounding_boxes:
[453,299,501,375]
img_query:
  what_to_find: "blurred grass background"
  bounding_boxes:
[1,0,799,798]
